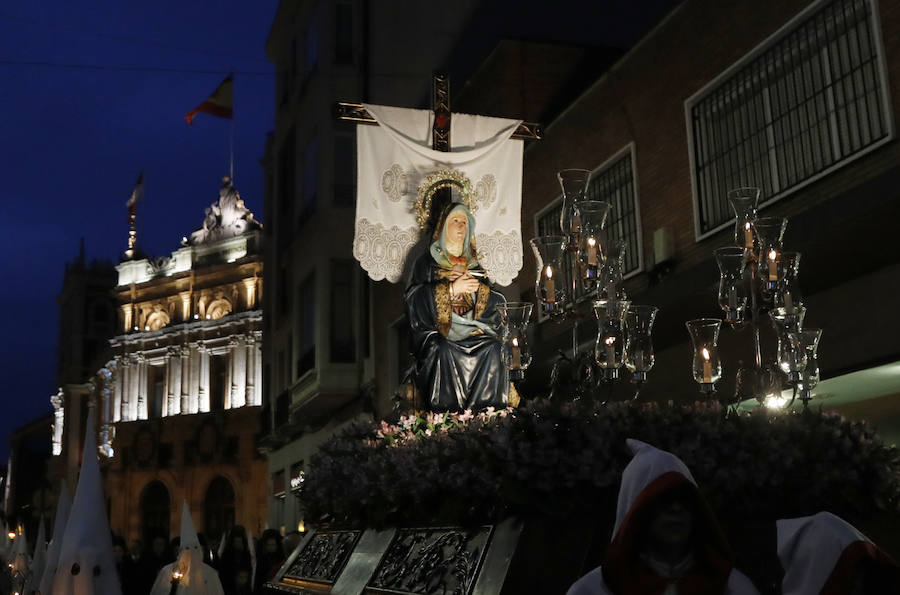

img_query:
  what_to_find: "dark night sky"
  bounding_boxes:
[0,0,278,461]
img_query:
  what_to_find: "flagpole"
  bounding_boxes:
[229,72,235,181]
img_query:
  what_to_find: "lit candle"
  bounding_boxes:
[744,221,753,249]
[784,291,794,314]
[701,347,712,383]
[171,570,183,595]
[586,237,599,266]
[511,337,522,369]
[768,249,778,282]
[544,266,556,303]
[605,336,617,366]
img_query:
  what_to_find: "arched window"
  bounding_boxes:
[204,476,235,544]
[140,480,170,545]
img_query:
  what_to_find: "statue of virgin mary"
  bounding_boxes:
[404,202,510,411]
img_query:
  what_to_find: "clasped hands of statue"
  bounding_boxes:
[448,266,480,298]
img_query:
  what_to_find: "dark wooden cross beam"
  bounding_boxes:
[334,74,543,144]
[336,74,542,231]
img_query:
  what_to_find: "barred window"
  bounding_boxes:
[688,0,891,237]
[535,148,641,280]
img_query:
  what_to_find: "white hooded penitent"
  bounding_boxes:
[38,480,72,595]
[567,439,759,595]
[150,501,224,595]
[778,511,900,594]
[50,408,122,595]
[23,517,46,595]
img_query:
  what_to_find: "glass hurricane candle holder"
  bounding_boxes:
[714,247,749,325]
[776,330,808,384]
[727,187,760,250]
[686,318,723,393]
[593,299,631,380]
[558,169,591,236]
[599,239,627,301]
[753,217,787,294]
[774,251,802,312]
[530,236,569,314]
[770,304,807,334]
[498,302,533,382]
[770,305,807,384]
[624,305,658,383]
[575,200,611,282]
[797,328,822,404]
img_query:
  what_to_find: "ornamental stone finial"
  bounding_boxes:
[187,176,262,245]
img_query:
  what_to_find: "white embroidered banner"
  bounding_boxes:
[353,103,523,285]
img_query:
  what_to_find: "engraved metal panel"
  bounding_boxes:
[279,529,362,592]
[365,526,493,595]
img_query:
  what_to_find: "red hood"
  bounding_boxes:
[601,440,733,595]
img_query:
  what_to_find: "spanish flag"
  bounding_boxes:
[185,75,233,125]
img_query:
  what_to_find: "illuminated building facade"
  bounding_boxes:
[53,178,269,545]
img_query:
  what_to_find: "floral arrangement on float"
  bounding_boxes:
[301,400,900,530]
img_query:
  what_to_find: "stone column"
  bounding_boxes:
[115,356,127,422]
[180,346,191,414]
[242,278,257,310]
[229,336,246,409]
[166,346,182,416]
[198,343,210,413]
[245,333,256,407]
[189,342,200,414]
[120,304,133,333]
[122,355,136,421]
[136,354,148,420]
[179,291,192,322]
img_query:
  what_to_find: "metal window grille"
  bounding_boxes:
[689,0,890,236]
[536,150,641,276]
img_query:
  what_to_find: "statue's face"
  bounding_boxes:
[446,211,468,245]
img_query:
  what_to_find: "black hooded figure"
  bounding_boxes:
[405,201,509,411]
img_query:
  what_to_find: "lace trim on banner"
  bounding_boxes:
[475,230,522,286]
[354,218,419,282]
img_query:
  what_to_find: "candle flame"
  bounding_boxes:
[587,237,596,247]
[173,570,184,579]
[7,532,14,539]
[701,347,710,361]
[768,249,777,262]
[605,336,616,346]
[745,221,751,231]
[512,337,519,347]
[545,265,553,279]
